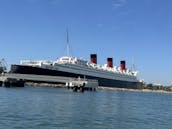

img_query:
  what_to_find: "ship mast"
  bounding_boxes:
[131,57,135,71]
[66,28,70,57]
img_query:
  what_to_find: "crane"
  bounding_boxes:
[0,58,7,73]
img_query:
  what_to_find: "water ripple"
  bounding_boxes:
[0,87,172,129]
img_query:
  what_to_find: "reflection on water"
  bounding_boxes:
[0,86,172,129]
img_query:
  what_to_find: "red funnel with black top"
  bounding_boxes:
[90,54,97,64]
[107,58,113,68]
[120,60,126,70]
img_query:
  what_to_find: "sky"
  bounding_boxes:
[0,0,172,85]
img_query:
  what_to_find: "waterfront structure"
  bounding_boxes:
[10,54,142,89]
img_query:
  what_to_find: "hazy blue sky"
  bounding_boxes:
[0,0,172,85]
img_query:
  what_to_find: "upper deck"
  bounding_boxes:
[19,56,138,77]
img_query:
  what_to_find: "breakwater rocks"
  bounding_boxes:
[98,86,172,94]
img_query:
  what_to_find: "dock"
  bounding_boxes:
[66,77,98,92]
[0,73,98,91]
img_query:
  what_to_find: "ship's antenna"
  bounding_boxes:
[131,57,135,71]
[66,28,70,57]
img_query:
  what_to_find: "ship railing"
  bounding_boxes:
[20,60,47,66]
[56,60,73,64]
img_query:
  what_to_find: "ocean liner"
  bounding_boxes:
[10,53,142,89]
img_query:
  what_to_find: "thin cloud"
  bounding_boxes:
[112,0,127,8]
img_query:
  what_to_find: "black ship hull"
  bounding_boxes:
[10,65,142,89]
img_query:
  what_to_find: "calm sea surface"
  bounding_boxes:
[0,86,172,129]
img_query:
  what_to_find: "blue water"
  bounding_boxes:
[0,86,172,129]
